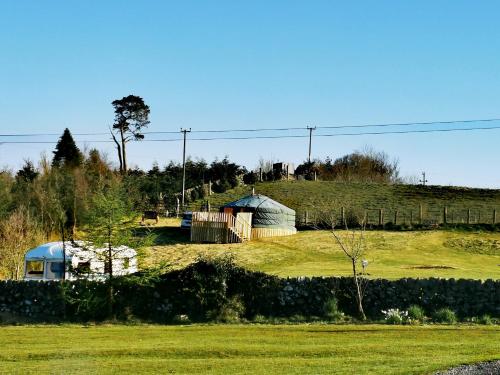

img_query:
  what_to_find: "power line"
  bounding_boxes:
[2,117,500,137]
[1,124,500,144]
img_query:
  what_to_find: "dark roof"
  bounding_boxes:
[223,194,295,214]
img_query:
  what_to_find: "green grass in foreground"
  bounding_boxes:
[0,325,498,374]
[144,220,500,279]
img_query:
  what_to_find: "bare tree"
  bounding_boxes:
[0,208,43,280]
[316,207,369,320]
[331,224,369,320]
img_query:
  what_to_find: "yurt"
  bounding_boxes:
[24,241,138,281]
[190,194,296,243]
[221,194,296,239]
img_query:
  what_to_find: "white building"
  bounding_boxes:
[24,241,138,281]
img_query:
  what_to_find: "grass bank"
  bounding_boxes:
[188,180,500,225]
[144,220,500,279]
[0,324,498,374]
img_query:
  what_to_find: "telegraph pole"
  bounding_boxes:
[307,126,316,162]
[419,172,428,186]
[181,128,191,207]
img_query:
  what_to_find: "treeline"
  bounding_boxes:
[0,128,249,279]
[294,148,400,183]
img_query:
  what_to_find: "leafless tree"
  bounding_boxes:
[331,224,369,320]
[317,207,369,320]
[0,208,44,280]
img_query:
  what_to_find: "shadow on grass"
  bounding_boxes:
[134,224,191,245]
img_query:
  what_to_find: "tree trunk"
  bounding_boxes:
[107,227,114,319]
[352,259,366,320]
[120,128,127,174]
[110,130,123,173]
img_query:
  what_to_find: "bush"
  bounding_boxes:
[479,314,493,325]
[209,295,245,323]
[322,297,344,322]
[407,305,425,323]
[382,308,407,324]
[432,308,457,324]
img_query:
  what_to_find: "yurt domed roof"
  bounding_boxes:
[223,194,295,214]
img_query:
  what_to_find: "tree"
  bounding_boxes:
[15,159,39,183]
[82,180,153,317]
[0,208,43,280]
[331,224,369,320]
[52,128,83,168]
[111,95,150,174]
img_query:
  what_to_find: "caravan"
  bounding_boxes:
[24,241,138,281]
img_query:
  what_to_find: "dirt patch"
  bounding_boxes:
[407,265,456,270]
[444,238,500,255]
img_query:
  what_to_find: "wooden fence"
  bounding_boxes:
[191,212,252,243]
[251,227,297,239]
[297,205,500,227]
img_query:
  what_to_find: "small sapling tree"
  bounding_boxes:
[82,180,153,317]
[318,207,370,320]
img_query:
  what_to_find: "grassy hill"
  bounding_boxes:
[188,181,500,225]
[144,219,500,280]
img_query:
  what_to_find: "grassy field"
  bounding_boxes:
[143,219,500,279]
[0,324,498,374]
[188,180,500,225]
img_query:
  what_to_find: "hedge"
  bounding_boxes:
[0,260,498,322]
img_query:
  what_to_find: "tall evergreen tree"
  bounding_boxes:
[111,95,150,174]
[52,128,83,168]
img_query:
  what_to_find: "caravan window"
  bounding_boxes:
[74,261,91,276]
[25,261,44,279]
[46,262,64,279]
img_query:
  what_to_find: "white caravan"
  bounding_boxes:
[24,241,138,281]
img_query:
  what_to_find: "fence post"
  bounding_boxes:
[341,206,345,226]
[467,209,471,225]
[443,206,448,225]
[378,209,383,226]
[305,210,309,225]
[410,210,413,225]
[419,204,423,224]
[364,210,368,226]
[394,210,398,225]
[493,209,497,225]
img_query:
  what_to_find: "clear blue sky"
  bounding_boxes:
[1,1,500,187]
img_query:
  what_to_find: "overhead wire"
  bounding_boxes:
[0,123,500,144]
[1,117,500,137]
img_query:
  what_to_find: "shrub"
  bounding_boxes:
[479,314,493,325]
[382,308,408,324]
[322,297,344,322]
[208,295,245,323]
[432,308,457,324]
[407,305,425,323]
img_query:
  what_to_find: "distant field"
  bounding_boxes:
[188,181,500,225]
[143,219,500,279]
[1,324,498,374]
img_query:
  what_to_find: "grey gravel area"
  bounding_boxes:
[435,360,500,375]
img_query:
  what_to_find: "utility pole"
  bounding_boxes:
[307,126,316,162]
[419,172,428,186]
[181,128,191,207]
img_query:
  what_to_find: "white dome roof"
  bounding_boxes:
[25,241,136,261]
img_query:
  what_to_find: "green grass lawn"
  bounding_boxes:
[188,180,500,225]
[0,324,498,374]
[143,219,500,279]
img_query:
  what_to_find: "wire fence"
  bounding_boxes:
[296,205,500,228]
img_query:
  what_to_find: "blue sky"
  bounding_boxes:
[1,1,500,187]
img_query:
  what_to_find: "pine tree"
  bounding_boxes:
[52,128,83,168]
